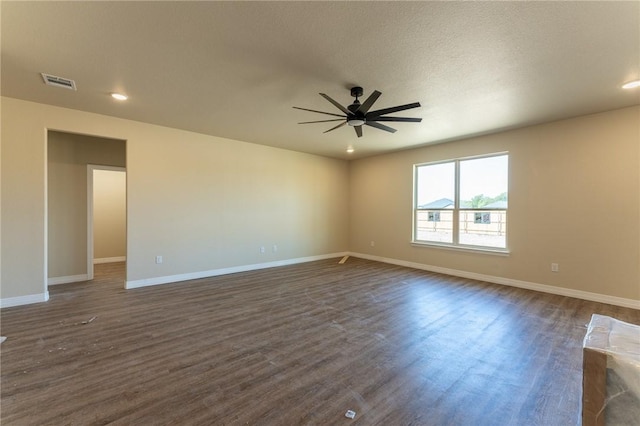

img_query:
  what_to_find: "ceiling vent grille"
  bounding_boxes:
[41,73,77,90]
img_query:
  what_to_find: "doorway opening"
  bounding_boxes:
[87,166,126,280]
[46,130,126,288]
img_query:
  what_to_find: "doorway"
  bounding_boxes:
[87,166,126,280]
[46,131,126,287]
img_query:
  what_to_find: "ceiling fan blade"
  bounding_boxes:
[371,116,422,123]
[367,102,421,118]
[298,119,345,124]
[319,93,351,115]
[357,90,382,114]
[355,125,363,138]
[365,121,397,133]
[293,106,345,118]
[323,121,348,134]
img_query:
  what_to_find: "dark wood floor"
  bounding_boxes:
[1,258,639,425]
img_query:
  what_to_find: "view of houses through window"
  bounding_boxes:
[414,154,508,250]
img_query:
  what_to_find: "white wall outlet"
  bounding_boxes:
[155,255,163,264]
[260,246,265,254]
[551,263,559,272]
[370,241,375,247]
[272,244,278,252]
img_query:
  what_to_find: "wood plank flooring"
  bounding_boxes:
[1,258,639,425]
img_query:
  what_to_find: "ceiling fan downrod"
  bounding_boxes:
[347,86,365,125]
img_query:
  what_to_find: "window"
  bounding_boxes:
[414,153,508,251]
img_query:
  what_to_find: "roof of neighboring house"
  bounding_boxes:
[418,198,454,209]
[483,200,508,209]
[419,199,508,209]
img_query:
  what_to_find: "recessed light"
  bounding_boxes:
[346,147,354,154]
[622,80,640,89]
[111,93,128,100]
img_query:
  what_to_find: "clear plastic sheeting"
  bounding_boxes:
[582,314,640,426]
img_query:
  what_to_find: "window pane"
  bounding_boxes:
[416,162,455,208]
[416,210,453,243]
[459,155,508,208]
[458,210,507,248]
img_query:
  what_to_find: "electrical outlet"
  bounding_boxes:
[551,263,559,272]
[260,246,265,254]
[272,245,278,252]
[370,241,375,247]
[155,255,163,264]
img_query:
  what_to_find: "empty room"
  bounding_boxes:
[1,2,639,425]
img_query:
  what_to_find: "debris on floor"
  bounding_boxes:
[81,316,97,325]
[345,409,356,419]
[0,336,6,344]
[338,255,350,264]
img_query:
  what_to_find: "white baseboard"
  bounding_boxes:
[125,252,349,290]
[349,252,640,310]
[48,274,89,285]
[94,256,126,264]
[1,291,50,309]
[7,252,635,310]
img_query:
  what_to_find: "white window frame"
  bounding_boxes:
[412,153,509,254]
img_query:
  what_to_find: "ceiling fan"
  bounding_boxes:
[293,86,422,137]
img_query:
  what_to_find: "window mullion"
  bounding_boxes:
[453,160,460,244]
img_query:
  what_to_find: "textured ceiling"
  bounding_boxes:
[2,1,639,159]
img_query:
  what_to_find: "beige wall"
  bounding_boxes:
[2,96,637,304]
[93,169,127,261]
[349,106,640,301]
[1,97,349,300]
[47,132,125,278]
[0,95,2,295]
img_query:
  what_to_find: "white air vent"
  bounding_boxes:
[41,73,77,90]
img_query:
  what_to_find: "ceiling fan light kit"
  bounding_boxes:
[293,86,422,137]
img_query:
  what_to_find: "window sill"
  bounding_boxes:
[410,241,510,256]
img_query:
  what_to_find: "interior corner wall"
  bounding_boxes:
[0,96,2,295]
[93,169,126,261]
[47,132,125,279]
[349,106,640,303]
[1,96,349,302]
